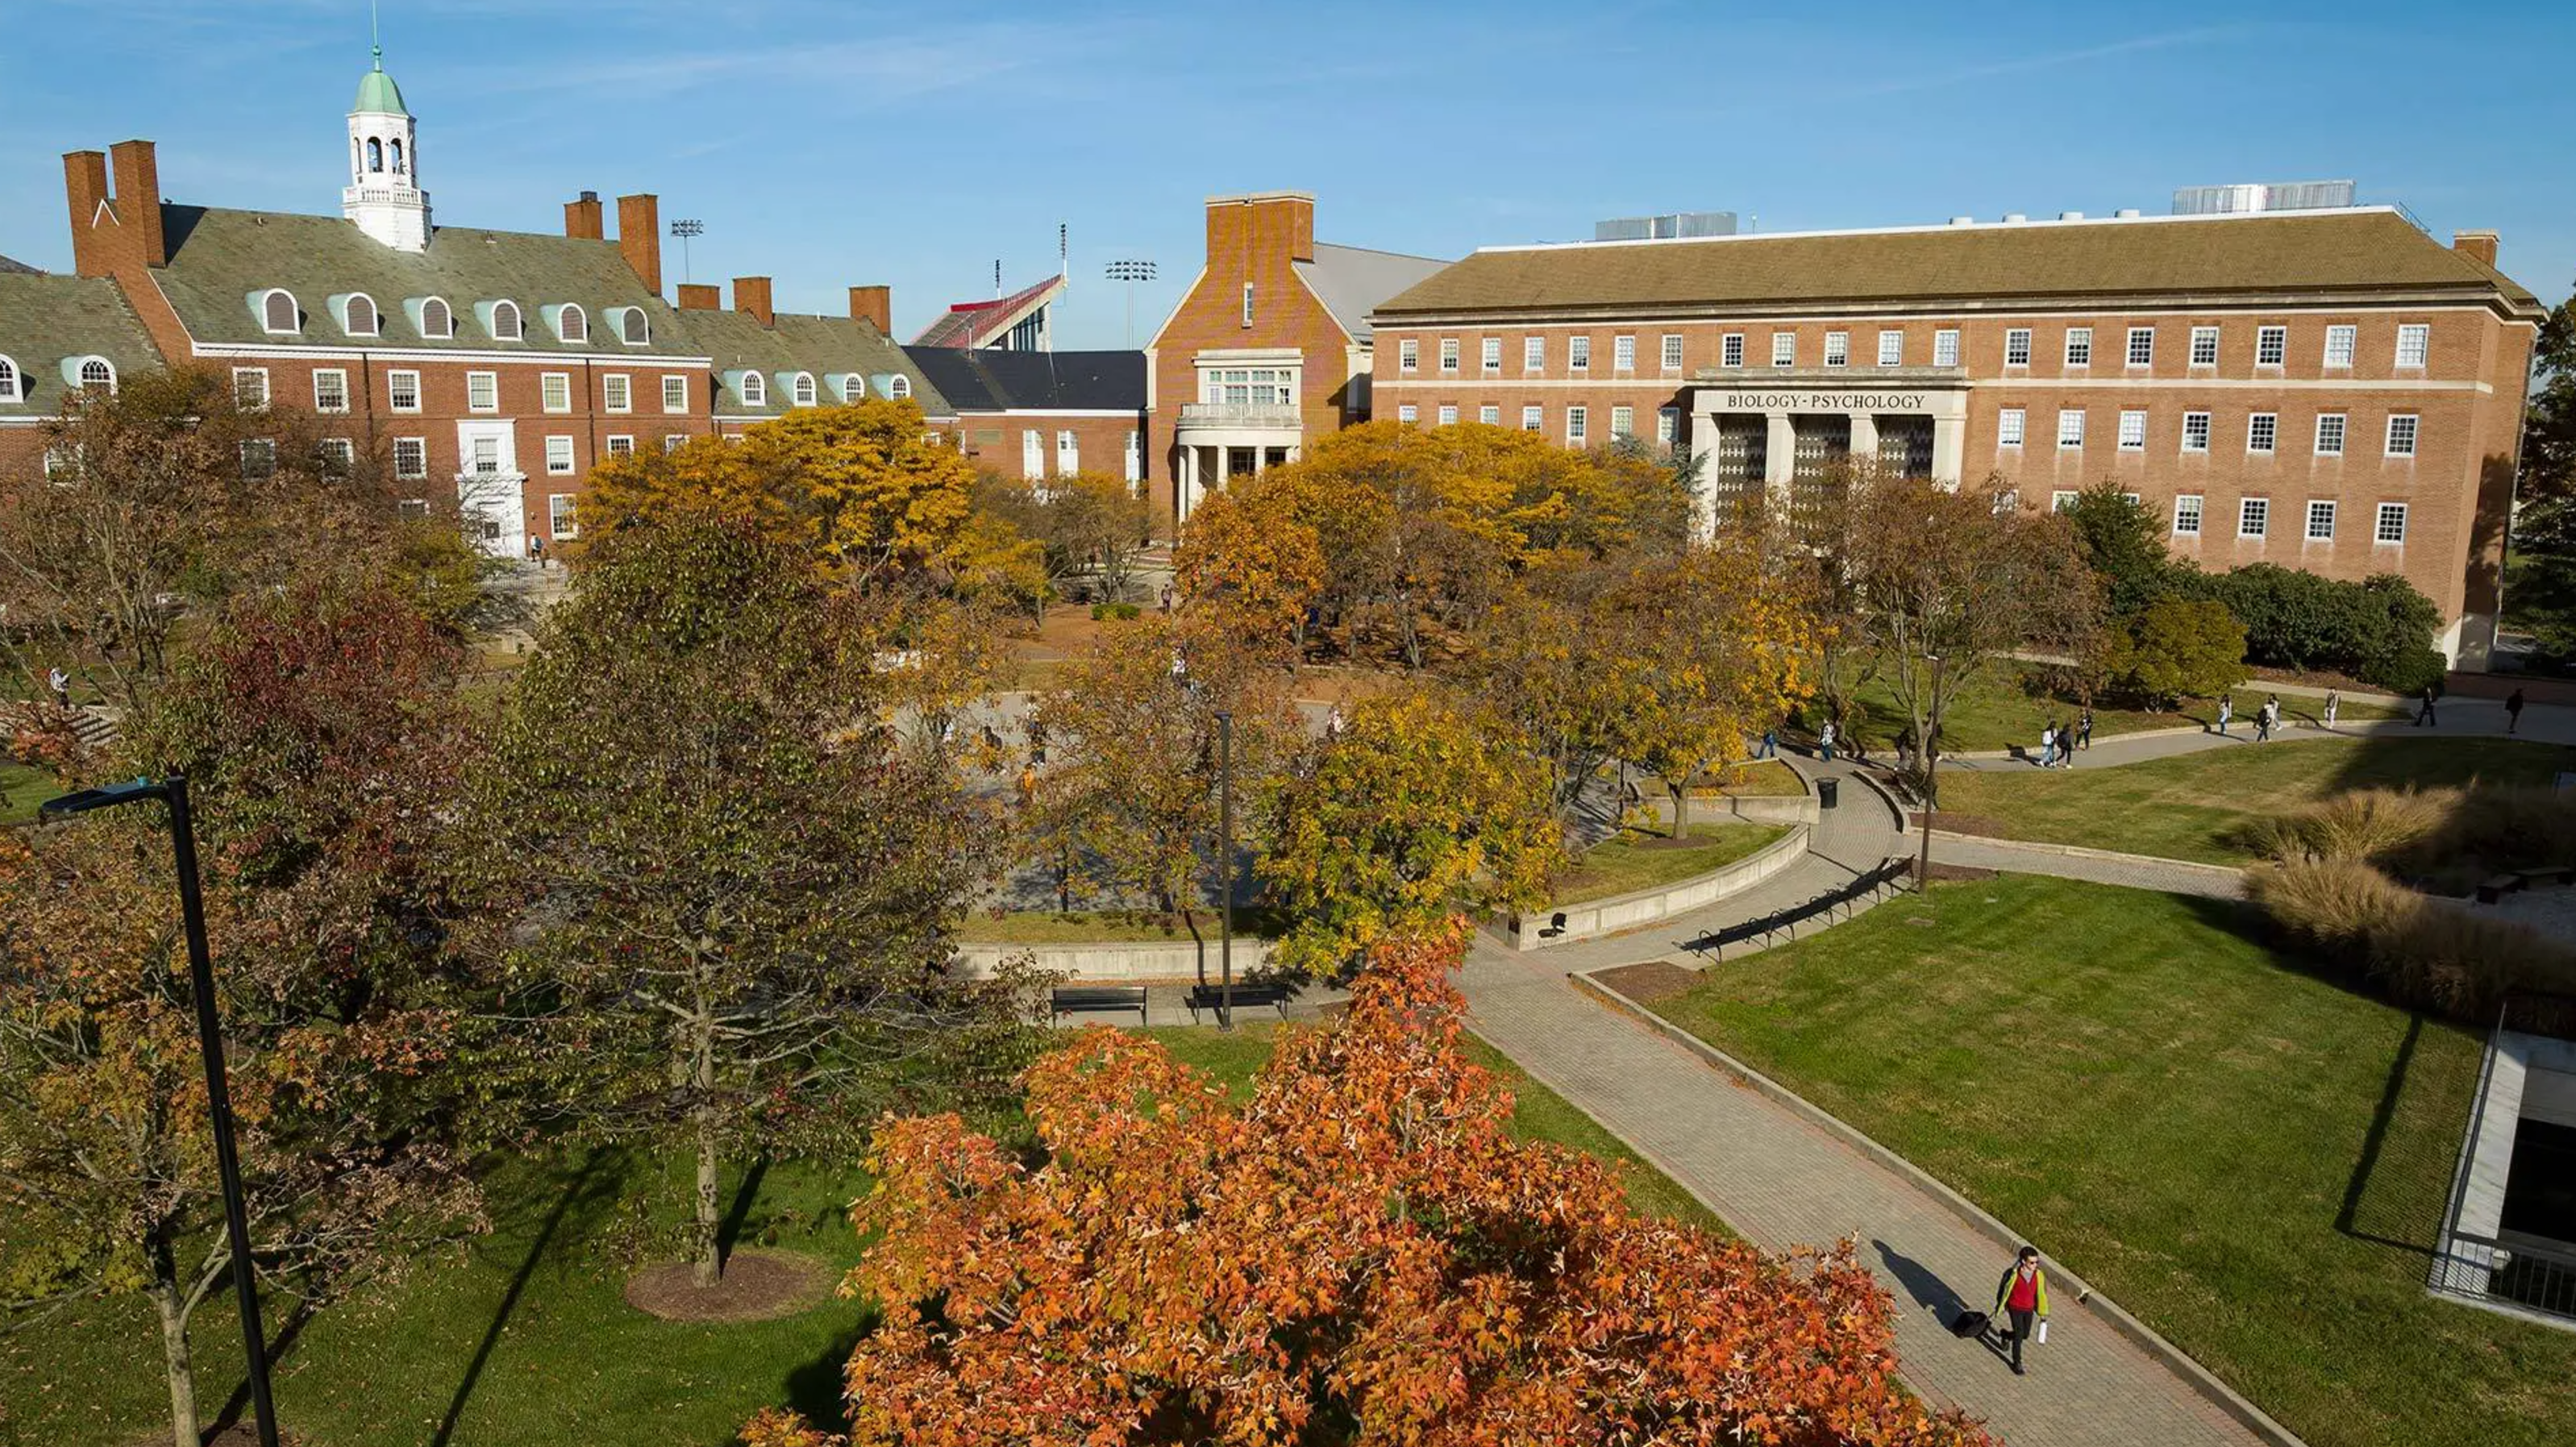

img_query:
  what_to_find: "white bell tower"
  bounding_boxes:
[343,44,430,252]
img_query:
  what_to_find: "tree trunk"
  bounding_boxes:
[146,1237,199,1447]
[691,1014,722,1288]
[1668,780,1690,838]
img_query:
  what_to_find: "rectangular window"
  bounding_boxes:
[1824,331,1850,367]
[2057,408,2086,449]
[1877,330,1904,366]
[603,374,631,414]
[1997,407,2025,447]
[1126,430,1142,483]
[606,435,635,457]
[1399,338,1419,372]
[1479,404,1500,425]
[316,438,354,475]
[1611,404,1635,438]
[1057,430,1079,472]
[2051,491,2079,513]
[470,437,501,475]
[1438,337,1459,373]
[1721,333,1745,368]
[1567,405,1588,443]
[239,438,276,478]
[2324,325,2356,368]
[2174,494,2204,536]
[1396,404,1417,425]
[2183,411,2212,453]
[1569,335,1592,370]
[2189,326,2220,366]
[663,375,689,413]
[2387,414,2420,456]
[1521,405,1542,431]
[1661,333,1684,371]
[2306,500,2337,541]
[2247,413,2278,455]
[2256,325,2287,366]
[393,437,426,480]
[541,372,572,414]
[2395,323,2429,368]
[2240,497,2270,538]
[1657,405,1679,444]
[2125,326,2154,367]
[397,498,430,519]
[2063,327,2092,367]
[545,435,575,474]
[1482,337,1502,372]
[389,369,421,413]
[1437,403,1458,426]
[1771,331,1796,367]
[2315,413,2347,456]
[549,493,578,540]
[1241,283,1254,327]
[232,367,269,410]
[665,434,688,454]
[1613,335,1636,371]
[2004,328,2032,366]
[2375,502,2408,544]
[467,371,498,413]
[312,368,349,413]
[2118,409,2147,451]
[1524,335,1545,371]
[1933,328,1960,367]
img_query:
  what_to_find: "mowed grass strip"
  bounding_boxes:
[2,759,66,825]
[1934,735,2576,864]
[1831,666,2407,756]
[1553,822,1790,904]
[1647,874,2576,1447]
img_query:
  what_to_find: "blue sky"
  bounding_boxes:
[4,0,2570,346]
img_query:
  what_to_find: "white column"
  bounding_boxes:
[1932,414,1966,488]
[1764,411,1796,506]
[1688,406,1725,539]
[1179,444,1201,522]
[1848,412,1879,473]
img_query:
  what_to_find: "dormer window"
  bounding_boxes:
[739,372,767,407]
[888,375,912,400]
[342,294,380,338]
[490,301,522,341]
[555,304,588,344]
[839,376,865,402]
[619,308,650,346]
[0,356,19,402]
[260,289,299,335]
[75,357,116,393]
[791,372,818,407]
[419,297,453,339]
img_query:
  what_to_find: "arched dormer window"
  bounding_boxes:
[791,372,818,407]
[389,139,405,176]
[0,356,19,402]
[368,138,384,173]
[620,309,650,346]
[260,289,299,335]
[75,357,116,393]
[555,304,588,344]
[888,374,912,399]
[839,375,865,403]
[419,297,453,339]
[739,372,767,407]
[343,294,380,337]
[490,301,522,341]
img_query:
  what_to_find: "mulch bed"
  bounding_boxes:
[623,1248,835,1323]
[1594,960,1704,1004]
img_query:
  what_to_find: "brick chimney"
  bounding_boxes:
[849,285,891,334]
[2453,230,2500,269]
[63,150,112,277]
[1205,190,1316,267]
[734,276,773,327]
[617,193,661,295]
[676,283,721,311]
[108,140,166,268]
[564,190,604,239]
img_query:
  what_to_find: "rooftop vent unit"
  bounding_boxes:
[2171,180,2357,215]
[1949,215,1975,226]
[2059,210,2085,221]
[2116,207,2142,218]
[1594,210,1738,242]
[2002,212,2028,223]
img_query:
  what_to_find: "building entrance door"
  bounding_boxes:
[1708,416,1767,505]
[1790,414,1850,517]
[1876,416,1933,479]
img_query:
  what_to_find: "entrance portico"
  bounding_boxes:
[1686,368,1970,533]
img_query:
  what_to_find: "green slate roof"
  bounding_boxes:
[685,308,951,419]
[0,272,166,418]
[151,205,697,355]
[355,53,407,114]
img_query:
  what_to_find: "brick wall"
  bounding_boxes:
[951,412,1145,484]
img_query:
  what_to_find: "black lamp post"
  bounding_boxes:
[1215,709,1235,1032]
[40,775,281,1447]
[1916,655,1943,893]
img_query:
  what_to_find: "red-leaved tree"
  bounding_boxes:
[747,928,1990,1447]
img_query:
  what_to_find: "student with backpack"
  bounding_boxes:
[1994,1246,2051,1376]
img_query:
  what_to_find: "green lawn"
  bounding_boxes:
[1820,666,2405,755]
[1688,759,1806,797]
[1,759,65,825]
[1553,822,1790,904]
[1647,875,2576,1447]
[1936,736,2576,864]
[958,906,1287,945]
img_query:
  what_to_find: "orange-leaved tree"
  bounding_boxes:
[747,928,1991,1447]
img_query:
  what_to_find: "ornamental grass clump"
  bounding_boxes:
[2250,858,2576,1019]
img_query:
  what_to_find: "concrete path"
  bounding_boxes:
[1942,698,2576,773]
[1925,834,2246,900]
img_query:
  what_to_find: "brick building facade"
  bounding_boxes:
[1368,210,2544,663]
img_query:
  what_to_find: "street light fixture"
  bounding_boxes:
[40,776,282,1447]
[1215,709,1236,1032]
[1105,259,1157,350]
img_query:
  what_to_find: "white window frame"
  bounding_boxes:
[545,435,576,475]
[2386,414,2419,458]
[1933,328,1960,368]
[1568,335,1592,371]
[1610,403,1635,439]
[389,369,422,414]
[620,308,651,347]
[1657,405,1679,444]
[1771,331,1795,367]
[466,371,499,414]
[1240,283,1254,327]
[663,375,689,414]
[2117,409,2147,451]
[2182,410,2212,454]
[788,372,817,408]
[1721,333,1745,368]
[839,376,865,404]
[541,372,572,414]
[1438,337,1460,374]
[2306,500,2337,542]
[2239,497,2270,538]
[1996,407,2025,447]
[1479,404,1500,425]
[555,304,589,344]
[490,300,523,343]
[1523,335,1545,372]
[1877,330,1903,367]
[665,434,689,454]
[739,372,767,407]
[2125,326,2154,367]
[260,289,299,335]
[1482,336,1502,373]
[232,366,270,411]
[2173,494,2204,536]
[316,437,355,475]
[312,368,350,414]
[1396,403,1417,425]
[887,375,911,400]
[550,493,579,540]
[2255,325,2287,367]
[2324,325,2356,369]
[2375,502,2408,545]
[419,297,454,340]
[0,354,18,403]
[606,373,635,414]
[239,437,277,477]
[1056,429,1079,473]
[605,435,635,458]
[2395,323,2429,369]
[1567,405,1588,444]
[2004,328,2032,367]
[2189,325,2220,367]
[2247,413,2278,455]
[1823,331,1849,368]
[1521,404,1543,431]
[2063,327,2092,367]
[2050,491,2080,513]
[2315,413,2346,457]
[1661,334,1685,372]
[75,357,116,393]
[1613,334,1636,372]
[2056,408,2086,450]
[1399,338,1418,373]
[393,437,427,480]
[1437,403,1458,426]
[343,293,380,339]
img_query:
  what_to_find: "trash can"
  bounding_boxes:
[1817,777,1840,810]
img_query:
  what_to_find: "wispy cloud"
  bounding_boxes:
[1850,24,2262,98]
[471,19,1098,106]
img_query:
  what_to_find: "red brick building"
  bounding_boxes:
[902,347,1146,485]
[1145,192,1444,526]
[1369,210,2544,663]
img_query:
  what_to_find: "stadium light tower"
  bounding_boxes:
[1105,259,1158,349]
[669,218,705,284]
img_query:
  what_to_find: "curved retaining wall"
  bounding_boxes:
[1503,823,1811,952]
[953,937,1278,982]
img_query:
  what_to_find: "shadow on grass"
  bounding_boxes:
[431,1150,625,1447]
[2337,1013,2436,1257]
[717,1157,770,1271]
[780,1320,870,1441]
[204,1295,319,1443]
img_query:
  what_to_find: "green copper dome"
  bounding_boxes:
[353,47,407,114]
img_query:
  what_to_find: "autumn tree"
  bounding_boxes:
[1,582,483,1447]
[2101,597,2248,708]
[1471,582,1654,814]
[1031,614,1299,923]
[1169,474,1334,646]
[1262,692,1563,976]
[745,929,1991,1447]
[456,516,1026,1289]
[576,399,980,589]
[979,470,1155,605]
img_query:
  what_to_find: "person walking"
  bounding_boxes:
[2416,685,2439,727]
[1325,704,1347,741]
[1159,583,1174,614]
[1015,763,1037,810]
[1817,718,1837,763]
[2038,722,2058,769]
[1755,725,1779,760]
[2507,688,2527,736]
[2254,696,2277,744]
[1993,1246,2051,1376]
[2322,689,2341,730]
[48,666,70,710]
[2214,695,2232,736]
[2077,707,2094,751]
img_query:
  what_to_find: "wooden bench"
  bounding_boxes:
[1184,982,1296,1024]
[2477,874,2525,905]
[1049,984,1149,1026]
[2516,865,2576,888]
